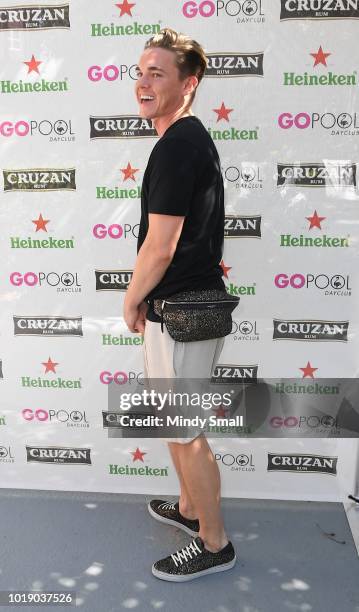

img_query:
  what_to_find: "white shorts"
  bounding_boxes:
[143,320,225,443]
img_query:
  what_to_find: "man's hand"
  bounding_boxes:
[124,300,148,335]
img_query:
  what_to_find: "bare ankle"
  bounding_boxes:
[178,500,198,520]
[200,532,228,552]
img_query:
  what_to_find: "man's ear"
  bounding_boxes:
[183,75,198,96]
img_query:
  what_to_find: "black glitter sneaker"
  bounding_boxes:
[148,500,199,536]
[152,536,236,582]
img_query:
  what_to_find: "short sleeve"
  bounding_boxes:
[147,138,199,216]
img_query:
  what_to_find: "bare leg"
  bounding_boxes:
[167,442,197,520]
[172,434,228,552]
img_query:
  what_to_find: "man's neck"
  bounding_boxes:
[153,108,194,138]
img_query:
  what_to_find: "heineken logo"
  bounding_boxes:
[0,54,68,94]
[90,115,157,139]
[95,270,133,291]
[283,47,357,86]
[226,282,256,296]
[90,22,160,38]
[275,381,340,394]
[26,446,91,464]
[277,163,356,187]
[209,103,259,140]
[212,364,258,383]
[109,448,168,477]
[273,319,349,341]
[280,0,359,20]
[3,168,76,191]
[224,215,261,238]
[205,53,264,77]
[0,4,70,30]
[13,316,83,337]
[267,453,337,475]
[102,334,143,346]
[280,211,350,248]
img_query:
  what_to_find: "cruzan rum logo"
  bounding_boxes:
[205,52,263,77]
[0,4,70,31]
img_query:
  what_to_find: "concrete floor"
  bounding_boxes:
[0,489,358,612]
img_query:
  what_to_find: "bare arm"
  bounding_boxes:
[124,212,185,332]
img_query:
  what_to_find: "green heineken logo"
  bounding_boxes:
[208,102,258,141]
[0,54,68,94]
[11,214,74,249]
[96,162,141,199]
[109,447,168,477]
[0,416,6,426]
[284,46,357,86]
[226,283,256,296]
[102,333,143,346]
[21,357,81,390]
[280,211,350,247]
[91,0,160,37]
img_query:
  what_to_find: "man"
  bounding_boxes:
[124,28,236,582]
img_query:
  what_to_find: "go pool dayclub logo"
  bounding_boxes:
[225,215,261,238]
[3,168,76,191]
[0,4,70,30]
[90,115,157,139]
[109,448,169,477]
[26,446,91,465]
[273,319,349,341]
[90,0,160,37]
[205,53,264,77]
[277,162,356,187]
[13,316,83,337]
[280,0,359,20]
[0,54,68,95]
[283,47,357,87]
[267,453,338,475]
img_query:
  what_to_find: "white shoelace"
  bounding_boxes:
[171,539,202,567]
[159,502,176,510]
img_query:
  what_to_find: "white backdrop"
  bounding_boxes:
[1,0,359,502]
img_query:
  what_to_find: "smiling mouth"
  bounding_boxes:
[140,95,155,103]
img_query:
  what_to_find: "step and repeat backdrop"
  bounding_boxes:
[1,0,359,501]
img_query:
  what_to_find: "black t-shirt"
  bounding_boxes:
[137,116,225,322]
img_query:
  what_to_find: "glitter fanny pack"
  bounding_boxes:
[153,289,240,342]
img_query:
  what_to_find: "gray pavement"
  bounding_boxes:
[0,489,358,612]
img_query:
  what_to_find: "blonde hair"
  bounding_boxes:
[144,27,207,100]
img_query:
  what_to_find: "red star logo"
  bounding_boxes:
[299,361,318,379]
[131,447,146,462]
[121,162,139,182]
[32,213,50,232]
[212,405,230,418]
[310,46,331,67]
[306,210,326,230]
[115,0,135,16]
[23,54,42,74]
[220,259,232,279]
[213,102,233,123]
[42,357,59,374]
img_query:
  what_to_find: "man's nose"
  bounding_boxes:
[137,73,150,88]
